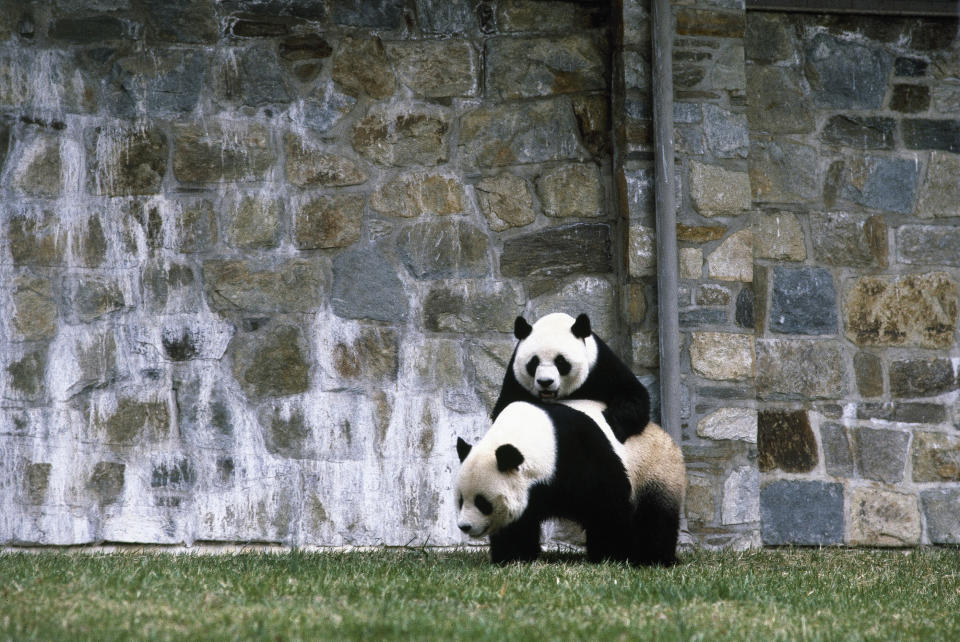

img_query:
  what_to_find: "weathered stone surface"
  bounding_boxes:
[917,151,960,218]
[677,8,744,38]
[804,33,892,109]
[537,164,602,219]
[843,272,959,349]
[141,260,198,314]
[820,115,895,149]
[173,200,217,253]
[423,281,521,333]
[849,487,921,547]
[752,138,821,204]
[769,267,837,335]
[891,84,930,113]
[285,136,367,187]
[143,1,219,44]
[219,45,294,107]
[386,40,478,98]
[857,402,948,425]
[821,422,854,477]
[889,358,957,398]
[231,325,310,399]
[330,0,405,28]
[678,224,727,243]
[11,276,57,341]
[73,216,107,268]
[722,466,759,525]
[332,36,395,100]
[475,174,536,231]
[203,258,327,314]
[685,474,716,525]
[87,128,167,196]
[745,66,815,135]
[933,83,960,115]
[754,211,805,261]
[174,123,274,183]
[151,458,197,490]
[756,339,847,400]
[745,12,796,64]
[5,346,48,401]
[497,0,602,33]
[697,407,757,442]
[98,397,171,446]
[680,308,727,327]
[458,100,584,169]
[87,462,125,506]
[761,481,843,545]
[690,162,751,216]
[259,406,313,459]
[227,196,282,249]
[294,194,364,250]
[690,332,755,381]
[502,223,612,283]
[352,106,449,167]
[372,172,463,218]
[679,248,703,280]
[912,431,960,482]
[902,119,960,153]
[758,409,817,473]
[415,0,477,33]
[897,225,960,267]
[107,50,206,118]
[735,287,755,329]
[853,427,909,483]
[288,85,356,133]
[468,339,518,410]
[703,104,748,158]
[11,132,62,198]
[397,221,489,279]
[64,276,126,323]
[840,156,918,215]
[24,462,51,505]
[487,35,605,100]
[331,245,408,323]
[920,489,960,544]
[697,284,731,306]
[895,56,928,77]
[333,327,399,383]
[810,212,887,268]
[628,224,656,278]
[529,277,617,340]
[708,229,753,282]
[50,16,129,43]
[572,94,610,158]
[53,329,117,401]
[854,352,883,398]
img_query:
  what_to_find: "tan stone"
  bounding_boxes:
[679,247,703,279]
[708,229,753,282]
[697,407,757,443]
[848,487,921,547]
[12,276,57,341]
[690,161,751,216]
[285,135,367,187]
[476,173,535,231]
[332,36,395,99]
[228,196,281,249]
[629,224,656,277]
[685,474,716,524]
[677,224,727,243]
[912,431,960,482]
[690,332,755,381]
[386,40,478,98]
[371,172,464,218]
[352,106,449,167]
[294,194,364,250]
[755,211,805,261]
[537,164,603,219]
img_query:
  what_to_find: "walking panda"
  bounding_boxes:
[456,399,685,566]
[491,313,650,443]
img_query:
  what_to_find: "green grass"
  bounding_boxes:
[1,548,958,640]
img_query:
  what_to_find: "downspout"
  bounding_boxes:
[651,0,681,442]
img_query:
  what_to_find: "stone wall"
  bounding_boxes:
[0,0,620,546]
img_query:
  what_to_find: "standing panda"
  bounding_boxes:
[492,312,650,443]
[456,399,685,567]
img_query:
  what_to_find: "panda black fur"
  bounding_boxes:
[491,312,650,444]
[456,399,685,567]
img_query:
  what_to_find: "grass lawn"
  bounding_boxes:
[1,547,958,640]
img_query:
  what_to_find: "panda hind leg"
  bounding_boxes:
[628,487,681,567]
[585,521,632,564]
[489,519,542,564]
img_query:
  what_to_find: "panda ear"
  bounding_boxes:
[456,437,472,463]
[571,313,592,339]
[495,444,525,472]
[514,316,532,340]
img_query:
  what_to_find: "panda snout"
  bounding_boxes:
[458,523,471,534]
[536,377,555,389]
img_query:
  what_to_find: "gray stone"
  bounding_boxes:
[227,196,282,249]
[174,200,217,253]
[920,488,960,544]
[475,174,536,231]
[689,332,755,381]
[415,0,477,33]
[371,172,464,218]
[758,409,817,473]
[854,352,883,398]
[11,276,57,341]
[11,132,62,198]
[754,211,805,261]
[287,85,356,134]
[259,406,313,459]
[386,40,478,98]
[889,358,957,398]
[24,462,51,505]
[352,106,450,167]
[891,84,930,114]
[749,137,820,203]
[849,487,921,547]
[735,287,755,329]
[932,84,960,115]
[761,481,843,545]
[5,346,47,401]
[107,50,205,117]
[87,127,167,196]
[174,123,274,183]
[895,56,927,77]
[231,325,310,399]
[918,152,960,218]
[697,407,757,442]
[703,104,748,158]
[397,221,489,279]
[689,162,751,216]
[151,458,197,490]
[467,340,517,410]
[423,282,521,333]
[498,0,602,33]
[500,223,612,283]
[219,45,294,107]
[332,36,396,100]
[331,245,408,323]
[902,119,960,153]
[745,12,796,64]
[285,136,367,187]
[50,16,129,43]
[722,466,759,526]
[143,1,219,44]
[571,94,610,158]
[529,277,617,340]
[87,462,126,506]
[756,339,847,400]
[804,33,892,109]
[98,397,171,447]
[55,329,118,401]
[628,224,656,277]
[897,225,960,267]
[853,427,909,483]
[769,267,837,335]
[487,35,605,100]
[294,194,364,250]
[203,258,328,315]
[537,164,603,219]
[821,422,854,477]
[912,431,960,482]
[820,115,895,149]
[679,308,726,327]
[64,276,126,323]
[810,212,887,269]
[857,402,948,425]
[74,216,108,268]
[840,156,919,215]
[330,0,405,28]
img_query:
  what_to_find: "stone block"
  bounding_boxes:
[330,0,405,28]
[703,104,748,158]
[501,223,612,282]
[24,462,51,505]
[679,248,702,280]
[895,56,927,77]
[572,94,610,158]
[749,138,819,203]
[852,427,909,483]
[487,35,604,100]
[74,216,108,268]
[294,194,364,250]
[769,267,837,335]
[423,281,521,334]
[458,100,583,169]
[857,402,948,425]
[821,422,854,477]
[678,224,727,243]
[497,0,603,33]
[891,84,930,113]
[174,123,274,183]
[415,0,477,34]
[98,397,171,446]
[854,352,883,398]
[227,196,282,249]
[397,221,489,279]
[902,119,960,153]
[174,200,217,253]
[897,225,960,267]
[933,84,960,116]
[231,325,310,399]
[218,45,294,107]
[676,8,744,38]
[332,36,395,100]
[820,115,895,150]
[63,275,127,323]
[352,105,449,167]
[843,272,958,349]
[151,458,197,490]
[628,224,656,278]
[920,489,960,544]
[697,285,732,306]
[685,474,716,525]
[756,339,847,400]
[52,329,117,401]
[697,407,757,443]
[331,245,408,323]
[50,16,129,43]
[475,174,536,231]
[761,481,843,546]
[259,406,313,459]
[890,358,957,398]
[11,276,57,341]
[203,258,328,315]
[912,431,960,482]
[5,346,48,401]
[917,152,960,218]
[849,487,921,547]
[87,462,125,506]
[840,156,919,215]
[758,409,817,473]
[689,162,750,216]
[745,12,796,64]
[689,332,755,381]
[285,136,367,188]
[386,40,478,98]
[680,308,727,327]
[143,1,219,44]
[810,212,887,268]
[735,287,755,329]
[372,172,464,218]
[804,33,892,109]
[11,132,62,198]
[708,229,753,282]
[107,50,205,118]
[537,164,603,219]
[87,128,167,196]
[722,466,759,525]
[332,327,399,383]
[288,86,356,134]
[468,339,520,410]
[754,211,805,261]
[528,277,617,340]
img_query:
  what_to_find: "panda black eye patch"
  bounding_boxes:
[475,494,493,515]
[555,354,571,376]
[525,356,540,378]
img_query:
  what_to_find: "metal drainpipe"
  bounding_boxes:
[650,0,681,442]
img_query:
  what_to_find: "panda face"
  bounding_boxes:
[455,445,526,538]
[512,313,598,401]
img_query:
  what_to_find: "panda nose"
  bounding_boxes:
[458,523,471,534]
[537,377,554,388]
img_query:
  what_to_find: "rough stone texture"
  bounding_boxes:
[475,174,536,231]
[697,407,757,443]
[231,325,310,399]
[840,156,919,215]
[689,332,755,381]
[174,123,274,183]
[501,223,612,283]
[912,432,960,482]
[386,40,478,98]
[488,35,605,100]
[853,427,910,484]
[423,282,521,334]
[285,137,367,188]
[769,267,837,335]
[754,212,805,261]
[902,119,960,153]
[331,245,408,323]
[294,194,365,250]
[917,151,960,218]
[11,276,57,341]
[746,66,814,135]
[203,258,328,315]
[897,225,960,267]
[227,196,282,249]
[628,224,657,278]
[749,138,819,203]
[810,212,887,269]
[804,33,892,109]
[332,36,395,100]
[537,164,603,219]
[756,339,846,400]
[820,116,895,149]
[722,466,759,525]
[854,352,883,398]
[889,358,957,399]
[708,229,753,282]
[920,489,960,544]
[844,273,959,349]
[761,481,844,545]
[758,410,817,473]
[821,423,854,477]
[397,221,489,279]
[87,128,168,196]
[689,162,751,216]
[352,105,450,167]
[680,248,703,280]
[848,487,921,547]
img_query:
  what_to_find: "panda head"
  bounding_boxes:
[512,312,599,401]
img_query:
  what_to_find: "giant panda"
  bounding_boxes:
[491,312,650,444]
[455,399,685,567]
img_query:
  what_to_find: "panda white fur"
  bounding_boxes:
[492,313,650,444]
[456,399,685,566]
